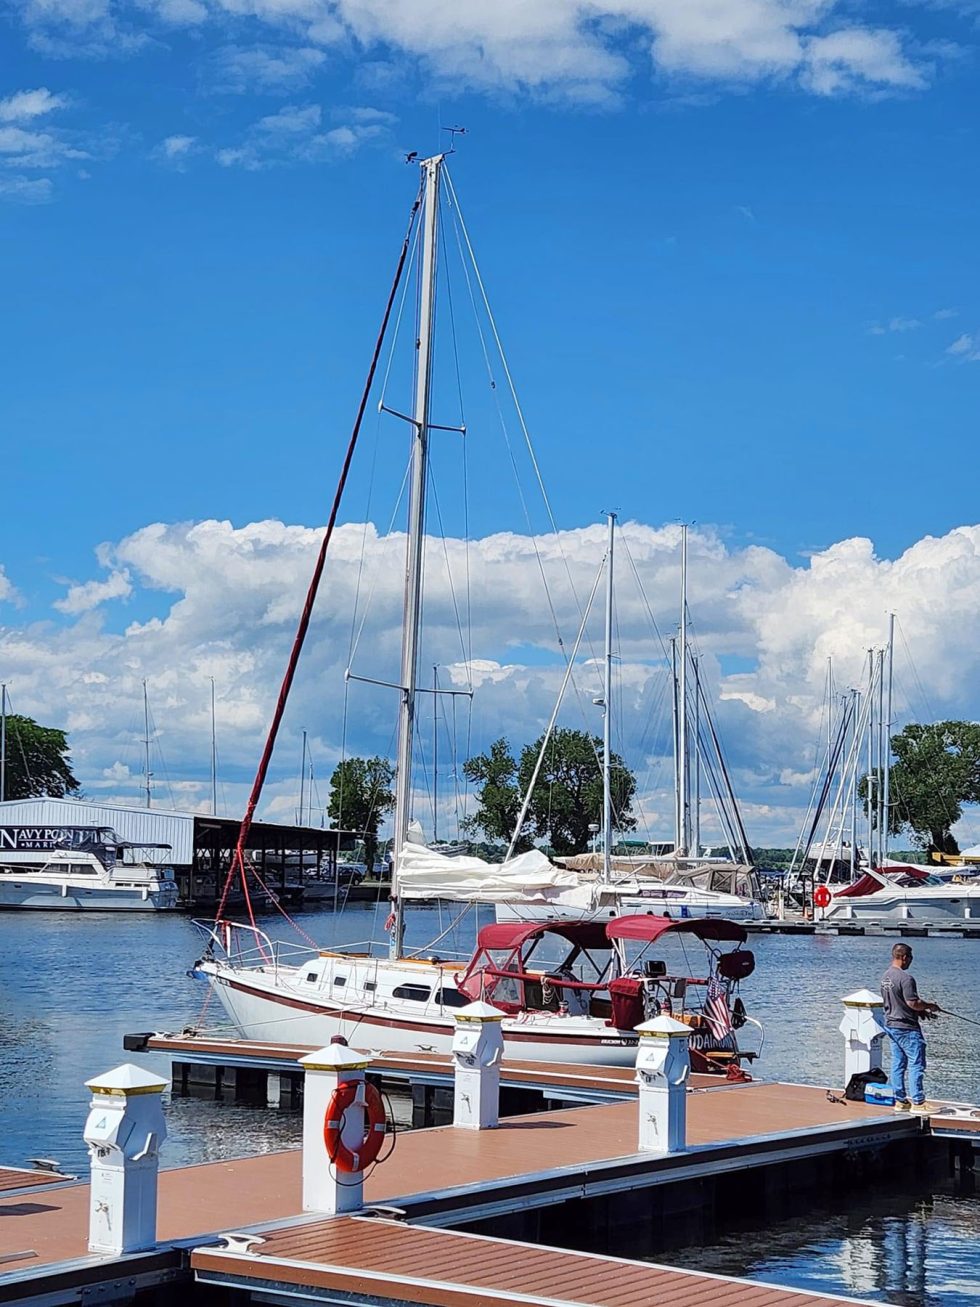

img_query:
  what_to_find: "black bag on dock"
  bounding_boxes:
[844,1068,887,1102]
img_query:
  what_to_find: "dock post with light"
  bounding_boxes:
[635,1016,692,1153]
[299,1042,377,1214]
[83,1063,169,1256]
[452,1001,505,1129]
[840,989,886,1084]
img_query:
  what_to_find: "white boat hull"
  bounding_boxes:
[0,877,177,911]
[823,887,980,923]
[196,960,640,1066]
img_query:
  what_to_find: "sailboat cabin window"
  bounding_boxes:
[305,971,319,982]
[333,976,347,987]
[392,984,432,1003]
[436,987,468,1008]
[364,981,377,991]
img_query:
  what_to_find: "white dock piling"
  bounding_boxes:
[83,1063,168,1256]
[635,1016,692,1154]
[299,1043,377,1215]
[840,989,885,1085]
[452,1001,505,1130]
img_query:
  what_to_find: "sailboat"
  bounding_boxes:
[791,619,980,922]
[497,518,767,926]
[192,155,761,1069]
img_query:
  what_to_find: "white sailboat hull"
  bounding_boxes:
[195,957,640,1066]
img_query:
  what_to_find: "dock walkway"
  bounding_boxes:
[1,1082,928,1306]
[192,1214,881,1307]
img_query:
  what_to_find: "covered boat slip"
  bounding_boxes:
[0,1083,931,1307]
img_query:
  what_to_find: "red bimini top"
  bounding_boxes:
[604,914,748,946]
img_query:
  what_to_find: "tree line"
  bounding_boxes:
[7,712,979,865]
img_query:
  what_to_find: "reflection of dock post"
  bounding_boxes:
[83,1064,169,1255]
[840,989,885,1084]
[635,1016,692,1153]
[452,1001,505,1129]
[299,1042,375,1213]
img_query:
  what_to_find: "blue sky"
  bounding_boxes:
[2,1,979,842]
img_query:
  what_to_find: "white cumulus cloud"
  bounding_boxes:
[2,516,980,847]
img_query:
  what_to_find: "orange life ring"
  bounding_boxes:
[323,1079,386,1173]
[814,885,832,908]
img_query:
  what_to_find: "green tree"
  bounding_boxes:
[464,729,637,857]
[1,714,80,799]
[860,721,980,855]
[461,738,528,851]
[327,756,396,874]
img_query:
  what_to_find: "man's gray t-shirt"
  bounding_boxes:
[881,965,921,1030]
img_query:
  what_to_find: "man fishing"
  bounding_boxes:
[880,942,940,1114]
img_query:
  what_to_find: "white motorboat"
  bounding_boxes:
[820,864,980,923]
[0,827,178,911]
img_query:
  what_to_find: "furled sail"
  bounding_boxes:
[396,842,590,905]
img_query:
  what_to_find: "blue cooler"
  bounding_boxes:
[865,1083,895,1106]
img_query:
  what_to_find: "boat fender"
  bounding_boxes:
[323,1080,386,1173]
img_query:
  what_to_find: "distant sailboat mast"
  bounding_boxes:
[210,676,218,816]
[678,525,690,857]
[0,682,7,804]
[142,679,152,809]
[601,512,616,884]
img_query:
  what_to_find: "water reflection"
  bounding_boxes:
[667,1183,980,1307]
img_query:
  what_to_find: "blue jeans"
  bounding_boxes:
[886,1025,926,1104]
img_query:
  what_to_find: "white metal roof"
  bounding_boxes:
[0,797,197,863]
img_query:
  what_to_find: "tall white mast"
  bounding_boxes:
[678,525,690,856]
[210,677,218,816]
[0,682,7,804]
[872,650,878,867]
[391,153,442,959]
[881,613,895,865]
[692,656,701,858]
[601,512,616,883]
[669,636,680,851]
[876,647,885,862]
[299,729,308,826]
[142,679,152,809]
[432,665,439,844]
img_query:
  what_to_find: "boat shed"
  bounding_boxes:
[0,797,358,908]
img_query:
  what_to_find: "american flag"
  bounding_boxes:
[704,977,733,1040]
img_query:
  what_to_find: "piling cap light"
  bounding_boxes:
[299,1044,374,1072]
[842,989,884,1007]
[85,1064,169,1097]
[635,1016,694,1038]
[454,1000,507,1023]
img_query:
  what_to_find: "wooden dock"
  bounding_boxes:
[130,1033,730,1116]
[192,1215,883,1307]
[2,1080,950,1307]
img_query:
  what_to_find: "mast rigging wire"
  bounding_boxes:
[217,181,424,928]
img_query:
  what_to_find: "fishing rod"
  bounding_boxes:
[933,1006,980,1029]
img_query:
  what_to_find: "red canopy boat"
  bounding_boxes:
[456,914,759,1076]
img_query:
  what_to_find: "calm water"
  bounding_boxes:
[2,904,978,1301]
[668,1183,980,1307]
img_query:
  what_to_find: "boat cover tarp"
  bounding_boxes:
[605,915,748,945]
[834,866,929,898]
[396,842,586,904]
